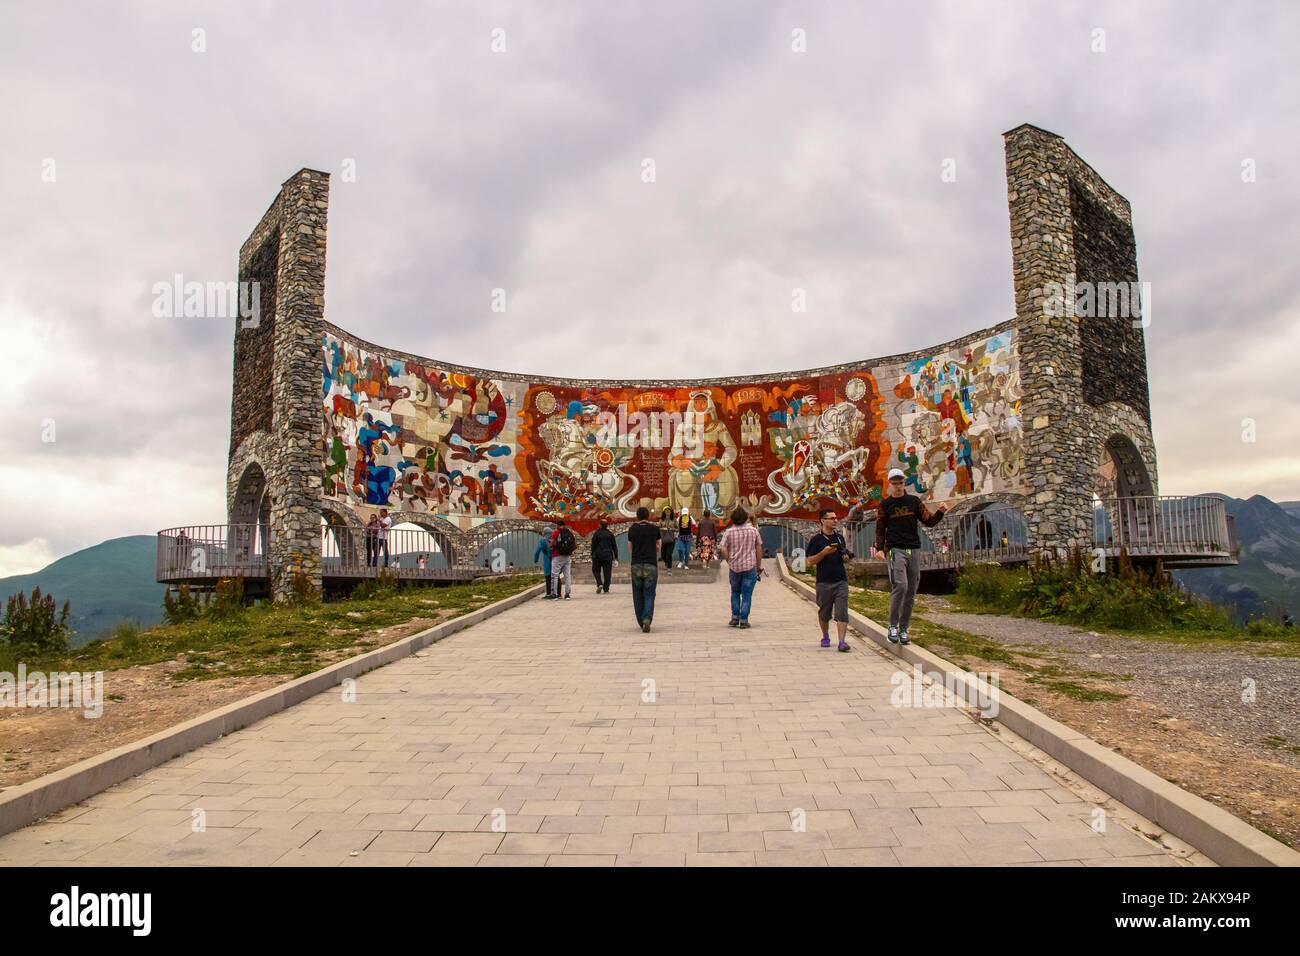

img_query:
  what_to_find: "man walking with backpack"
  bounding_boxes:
[549,518,577,600]
[872,467,948,644]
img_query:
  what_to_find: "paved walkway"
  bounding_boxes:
[0,563,1187,866]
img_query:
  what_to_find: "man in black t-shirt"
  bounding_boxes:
[872,468,948,645]
[627,507,662,633]
[807,508,854,652]
[590,518,617,594]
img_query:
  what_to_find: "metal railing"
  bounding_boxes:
[321,524,545,577]
[156,524,268,580]
[1093,495,1234,558]
[763,503,1029,572]
[159,495,1235,585]
[322,524,459,577]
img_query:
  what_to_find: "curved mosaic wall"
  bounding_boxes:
[321,325,1024,533]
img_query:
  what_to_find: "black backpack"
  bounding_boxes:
[554,526,577,556]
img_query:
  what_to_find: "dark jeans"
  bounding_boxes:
[592,557,613,591]
[378,540,389,568]
[729,568,758,622]
[630,563,658,625]
[660,539,674,569]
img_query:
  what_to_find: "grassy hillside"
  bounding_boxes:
[0,536,162,646]
[0,573,542,680]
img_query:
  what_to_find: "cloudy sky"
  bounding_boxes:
[1,0,1297,575]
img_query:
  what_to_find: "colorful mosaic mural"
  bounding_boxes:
[322,334,527,528]
[320,329,1023,531]
[875,329,1023,501]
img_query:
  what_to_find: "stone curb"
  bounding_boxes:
[0,581,546,838]
[774,553,1299,867]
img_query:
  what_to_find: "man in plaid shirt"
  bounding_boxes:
[719,507,764,629]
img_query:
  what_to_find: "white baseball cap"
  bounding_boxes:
[887,468,906,480]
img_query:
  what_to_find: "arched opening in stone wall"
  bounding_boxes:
[1094,435,1156,549]
[1096,435,1154,500]
[949,501,1025,552]
[320,513,360,569]
[388,521,455,570]
[229,462,269,564]
[474,528,543,573]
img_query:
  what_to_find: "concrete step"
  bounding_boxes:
[606,565,720,584]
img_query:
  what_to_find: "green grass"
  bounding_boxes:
[845,589,1128,703]
[951,560,1300,655]
[0,575,541,681]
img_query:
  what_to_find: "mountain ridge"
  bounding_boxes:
[0,536,164,646]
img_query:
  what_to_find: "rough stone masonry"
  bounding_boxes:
[226,125,1160,600]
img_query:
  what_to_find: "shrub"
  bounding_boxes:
[1245,617,1288,638]
[163,584,205,624]
[111,620,142,650]
[208,578,246,620]
[954,563,1025,612]
[2,587,72,653]
[957,548,1238,633]
[352,568,401,600]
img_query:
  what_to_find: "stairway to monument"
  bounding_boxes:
[607,564,720,584]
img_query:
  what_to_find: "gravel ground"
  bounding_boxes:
[922,606,1300,768]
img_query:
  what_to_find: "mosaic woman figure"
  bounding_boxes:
[669,390,738,517]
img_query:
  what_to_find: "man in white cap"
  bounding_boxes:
[872,467,948,645]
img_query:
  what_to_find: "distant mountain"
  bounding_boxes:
[0,536,163,646]
[1175,495,1300,622]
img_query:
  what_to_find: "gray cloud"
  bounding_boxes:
[1,0,1297,570]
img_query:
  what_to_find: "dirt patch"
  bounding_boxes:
[0,662,283,789]
[918,605,1300,849]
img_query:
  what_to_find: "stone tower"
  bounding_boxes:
[1004,124,1159,558]
[226,168,330,600]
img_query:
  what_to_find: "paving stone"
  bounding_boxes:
[0,567,1188,869]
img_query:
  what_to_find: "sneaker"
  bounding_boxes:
[729,618,739,627]
[738,621,750,629]
[820,635,831,648]
[887,626,899,644]
[641,620,651,633]
[564,594,571,600]
[899,630,910,645]
[837,640,850,653]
